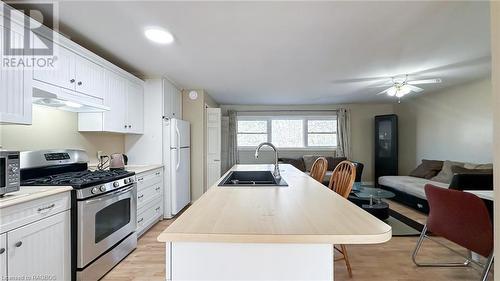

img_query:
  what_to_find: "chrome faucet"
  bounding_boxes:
[255,142,281,180]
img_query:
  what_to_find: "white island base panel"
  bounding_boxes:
[166,242,334,280]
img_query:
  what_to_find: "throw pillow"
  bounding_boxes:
[329,157,347,171]
[431,160,465,184]
[451,165,493,175]
[409,159,444,179]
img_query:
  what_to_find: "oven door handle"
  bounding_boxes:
[84,185,135,203]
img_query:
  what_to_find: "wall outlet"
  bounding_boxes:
[97,151,104,160]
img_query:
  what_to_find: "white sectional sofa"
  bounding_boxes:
[378,176,448,200]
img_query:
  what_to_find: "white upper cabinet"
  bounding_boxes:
[33,44,106,100]
[163,78,182,119]
[74,54,105,99]
[0,23,32,124]
[32,43,75,91]
[103,71,128,133]
[78,74,144,134]
[127,81,144,134]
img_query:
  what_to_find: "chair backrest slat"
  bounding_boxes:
[310,157,328,183]
[328,160,356,198]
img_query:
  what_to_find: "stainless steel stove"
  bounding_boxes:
[20,149,137,281]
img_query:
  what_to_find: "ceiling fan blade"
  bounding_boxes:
[376,88,390,95]
[332,76,391,84]
[408,78,442,85]
[406,85,424,92]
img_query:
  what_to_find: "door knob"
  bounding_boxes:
[70,79,75,83]
[77,81,82,86]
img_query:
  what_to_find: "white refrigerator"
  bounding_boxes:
[163,118,191,218]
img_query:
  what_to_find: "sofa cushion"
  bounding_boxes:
[379,176,449,199]
[431,160,465,184]
[279,158,306,172]
[451,165,493,175]
[464,163,493,170]
[409,159,443,179]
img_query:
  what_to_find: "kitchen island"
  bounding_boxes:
[158,164,391,280]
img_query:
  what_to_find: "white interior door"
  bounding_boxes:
[171,147,191,215]
[206,108,221,190]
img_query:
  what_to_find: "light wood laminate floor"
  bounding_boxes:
[102,200,493,281]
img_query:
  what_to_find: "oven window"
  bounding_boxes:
[0,158,5,188]
[95,198,131,243]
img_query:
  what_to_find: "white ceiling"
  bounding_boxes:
[50,1,490,104]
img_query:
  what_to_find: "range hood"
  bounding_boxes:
[32,86,110,113]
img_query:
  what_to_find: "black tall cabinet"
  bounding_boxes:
[374,114,398,187]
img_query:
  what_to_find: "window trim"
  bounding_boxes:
[236,115,337,150]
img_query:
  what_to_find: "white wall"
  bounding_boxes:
[220,103,395,183]
[396,78,493,174]
[0,105,125,163]
[183,90,219,201]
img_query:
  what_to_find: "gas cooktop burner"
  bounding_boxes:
[21,169,134,189]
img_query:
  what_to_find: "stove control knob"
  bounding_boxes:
[91,187,99,194]
[100,185,107,192]
[124,178,129,184]
[113,182,119,187]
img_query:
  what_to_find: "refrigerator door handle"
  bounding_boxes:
[176,125,181,171]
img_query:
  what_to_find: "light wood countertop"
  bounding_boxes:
[0,186,72,209]
[123,164,163,174]
[158,164,391,244]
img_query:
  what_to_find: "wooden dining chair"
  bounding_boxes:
[328,160,357,278]
[309,157,328,183]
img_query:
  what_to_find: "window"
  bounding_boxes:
[237,116,337,149]
[237,120,268,146]
[307,120,337,147]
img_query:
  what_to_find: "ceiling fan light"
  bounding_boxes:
[387,87,397,96]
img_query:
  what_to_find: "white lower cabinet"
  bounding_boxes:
[136,168,164,237]
[8,211,71,281]
[0,233,6,280]
[0,191,71,281]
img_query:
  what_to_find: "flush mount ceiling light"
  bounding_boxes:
[144,27,174,44]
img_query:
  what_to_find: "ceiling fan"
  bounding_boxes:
[376,75,442,98]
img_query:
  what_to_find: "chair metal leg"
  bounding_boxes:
[412,224,471,267]
[480,254,494,281]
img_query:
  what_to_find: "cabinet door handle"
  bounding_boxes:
[155,207,160,211]
[138,218,144,223]
[138,194,144,199]
[77,81,82,86]
[14,241,22,248]
[128,125,132,128]
[70,79,75,83]
[137,177,144,181]
[124,125,127,129]
[0,248,5,254]
[155,187,160,191]
[37,203,55,212]
[155,172,160,175]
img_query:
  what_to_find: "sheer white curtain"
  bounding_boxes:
[336,108,352,159]
[227,110,239,167]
